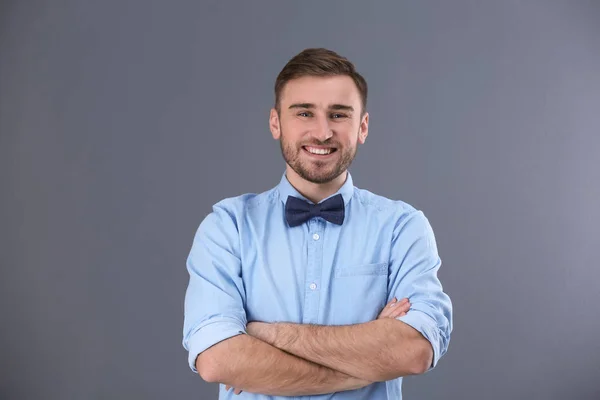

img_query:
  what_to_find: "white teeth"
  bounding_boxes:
[305,147,333,155]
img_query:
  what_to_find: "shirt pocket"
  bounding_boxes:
[329,262,389,325]
[334,262,388,278]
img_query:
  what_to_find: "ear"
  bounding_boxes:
[358,112,369,144]
[269,108,281,140]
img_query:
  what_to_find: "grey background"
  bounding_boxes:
[1,1,599,399]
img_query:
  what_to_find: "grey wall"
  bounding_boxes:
[1,1,599,399]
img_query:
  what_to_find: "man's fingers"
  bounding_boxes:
[397,299,411,312]
[389,300,411,318]
[379,297,411,319]
[378,297,411,319]
[392,297,409,307]
[377,297,398,319]
[225,385,242,395]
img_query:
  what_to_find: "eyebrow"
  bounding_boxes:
[288,103,354,112]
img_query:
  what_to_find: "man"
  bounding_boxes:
[182,48,453,399]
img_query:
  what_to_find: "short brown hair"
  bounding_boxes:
[274,48,368,116]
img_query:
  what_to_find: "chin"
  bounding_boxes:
[306,170,341,184]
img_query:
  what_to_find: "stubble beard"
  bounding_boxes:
[279,126,359,184]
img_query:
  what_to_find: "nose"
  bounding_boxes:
[312,115,333,142]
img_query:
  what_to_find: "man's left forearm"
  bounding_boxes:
[249,318,433,382]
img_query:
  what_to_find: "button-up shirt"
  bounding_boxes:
[182,171,453,399]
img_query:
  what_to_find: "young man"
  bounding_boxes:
[182,48,453,399]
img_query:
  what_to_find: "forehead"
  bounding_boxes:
[280,75,361,108]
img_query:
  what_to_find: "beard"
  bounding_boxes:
[279,126,359,184]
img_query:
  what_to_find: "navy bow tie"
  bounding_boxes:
[285,194,345,227]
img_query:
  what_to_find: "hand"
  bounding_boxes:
[378,297,410,319]
[224,384,243,395]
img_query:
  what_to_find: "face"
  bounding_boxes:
[269,75,369,184]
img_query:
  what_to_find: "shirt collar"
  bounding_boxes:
[276,170,355,207]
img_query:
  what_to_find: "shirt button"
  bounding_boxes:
[312,233,320,241]
[309,283,317,290]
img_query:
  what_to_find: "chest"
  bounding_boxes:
[240,215,394,325]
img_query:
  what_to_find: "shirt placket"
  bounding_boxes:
[302,218,325,325]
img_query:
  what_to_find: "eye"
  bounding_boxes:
[330,113,347,119]
[298,111,312,117]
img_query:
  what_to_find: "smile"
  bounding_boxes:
[303,146,337,156]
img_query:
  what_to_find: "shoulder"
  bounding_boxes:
[201,187,277,227]
[353,186,418,216]
[353,186,433,232]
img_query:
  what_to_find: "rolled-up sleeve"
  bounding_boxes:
[389,209,453,371]
[182,202,247,373]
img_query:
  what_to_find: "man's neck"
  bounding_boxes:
[285,167,347,204]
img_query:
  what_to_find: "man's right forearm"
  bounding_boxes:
[196,333,372,396]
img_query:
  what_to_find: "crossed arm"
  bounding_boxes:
[197,298,430,396]
[246,311,433,382]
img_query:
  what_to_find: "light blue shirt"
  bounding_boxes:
[182,171,453,400]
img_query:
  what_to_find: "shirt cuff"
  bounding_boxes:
[186,316,247,373]
[397,310,441,371]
